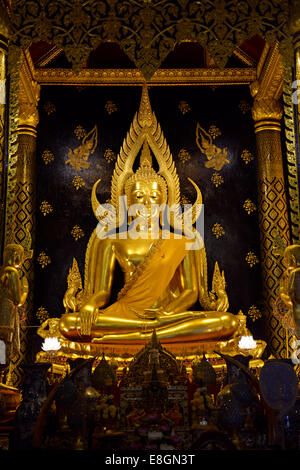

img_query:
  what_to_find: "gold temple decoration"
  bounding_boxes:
[39,201,53,216]
[36,306,50,324]
[248,305,262,322]
[178,149,191,164]
[105,100,118,115]
[241,149,254,165]
[35,67,257,87]
[63,258,84,314]
[178,101,191,115]
[211,172,224,188]
[9,0,292,80]
[72,175,86,190]
[243,199,257,215]
[74,125,87,140]
[71,225,85,241]
[196,123,229,172]
[212,223,225,239]
[44,101,56,115]
[42,149,54,165]
[103,148,116,163]
[66,125,98,171]
[37,252,51,269]
[238,100,251,114]
[251,43,292,358]
[208,125,222,139]
[245,252,260,268]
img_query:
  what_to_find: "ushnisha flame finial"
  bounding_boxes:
[138,83,153,128]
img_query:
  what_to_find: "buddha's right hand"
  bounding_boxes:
[80,306,97,336]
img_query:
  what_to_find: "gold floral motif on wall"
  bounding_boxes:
[208,125,221,140]
[42,149,54,165]
[71,225,85,241]
[241,149,254,164]
[72,175,86,190]
[74,125,87,140]
[39,200,53,216]
[104,148,116,163]
[178,101,191,115]
[245,251,259,268]
[243,199,257,214]
[178,148,191,164]
[248,305,262,322]
[238,100,251,114]
[44,101,56,115]
[37,252,51,268]
[105,100,118,115]
[36,306,49,323]
[212,223,225,239]
[65,125,98,171]
[211,172,224,188]
[196,123,229,171]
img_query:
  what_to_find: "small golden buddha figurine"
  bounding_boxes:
[280,244,300,337]
[0,243,31,362]
[59,86,239,349]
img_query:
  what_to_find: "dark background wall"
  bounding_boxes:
[34,84,263,339]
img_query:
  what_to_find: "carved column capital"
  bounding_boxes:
[18,51,40,137]
[251,96,283,133]
[18,100,40,136]
[250,44,283,133]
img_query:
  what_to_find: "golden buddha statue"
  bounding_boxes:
[59,85,240,353]
[0,242,31,362]
[280,244,300,337]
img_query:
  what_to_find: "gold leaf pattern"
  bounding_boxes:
[212,222,225,239]
[248,305,262,322]
[211,172,224,187]
[36,306,50,324]
[37,252,51,268]
[71,225,85,241]
[72,175,86,190]
[208,125,222,139]
[44,101,56,115]
[104,148,116,163]
[241,149,254,164]
[105,100,118,115]
[74,125,87,140]
[178,148,191,164]
[245,251,259,267]
[178,101,191,115]
[238,100,251,114]
[39,200,53,216]
[243,199,257,214]
[42,149,54,165]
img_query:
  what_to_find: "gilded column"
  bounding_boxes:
[0,29,8,256]
[6,53,40,386]
[251,81,291,358]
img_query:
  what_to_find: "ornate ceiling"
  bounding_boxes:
[7,0,292,80]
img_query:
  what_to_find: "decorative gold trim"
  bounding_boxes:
[34,67,257,87]
[4,44,21,245]
[233,47,257,67]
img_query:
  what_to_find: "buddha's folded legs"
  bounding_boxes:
[59,310,238,344]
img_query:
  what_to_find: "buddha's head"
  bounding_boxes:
[124,141,167,222]
[3,244,24,268]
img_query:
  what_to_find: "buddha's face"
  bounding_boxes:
[129,179,164,220]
